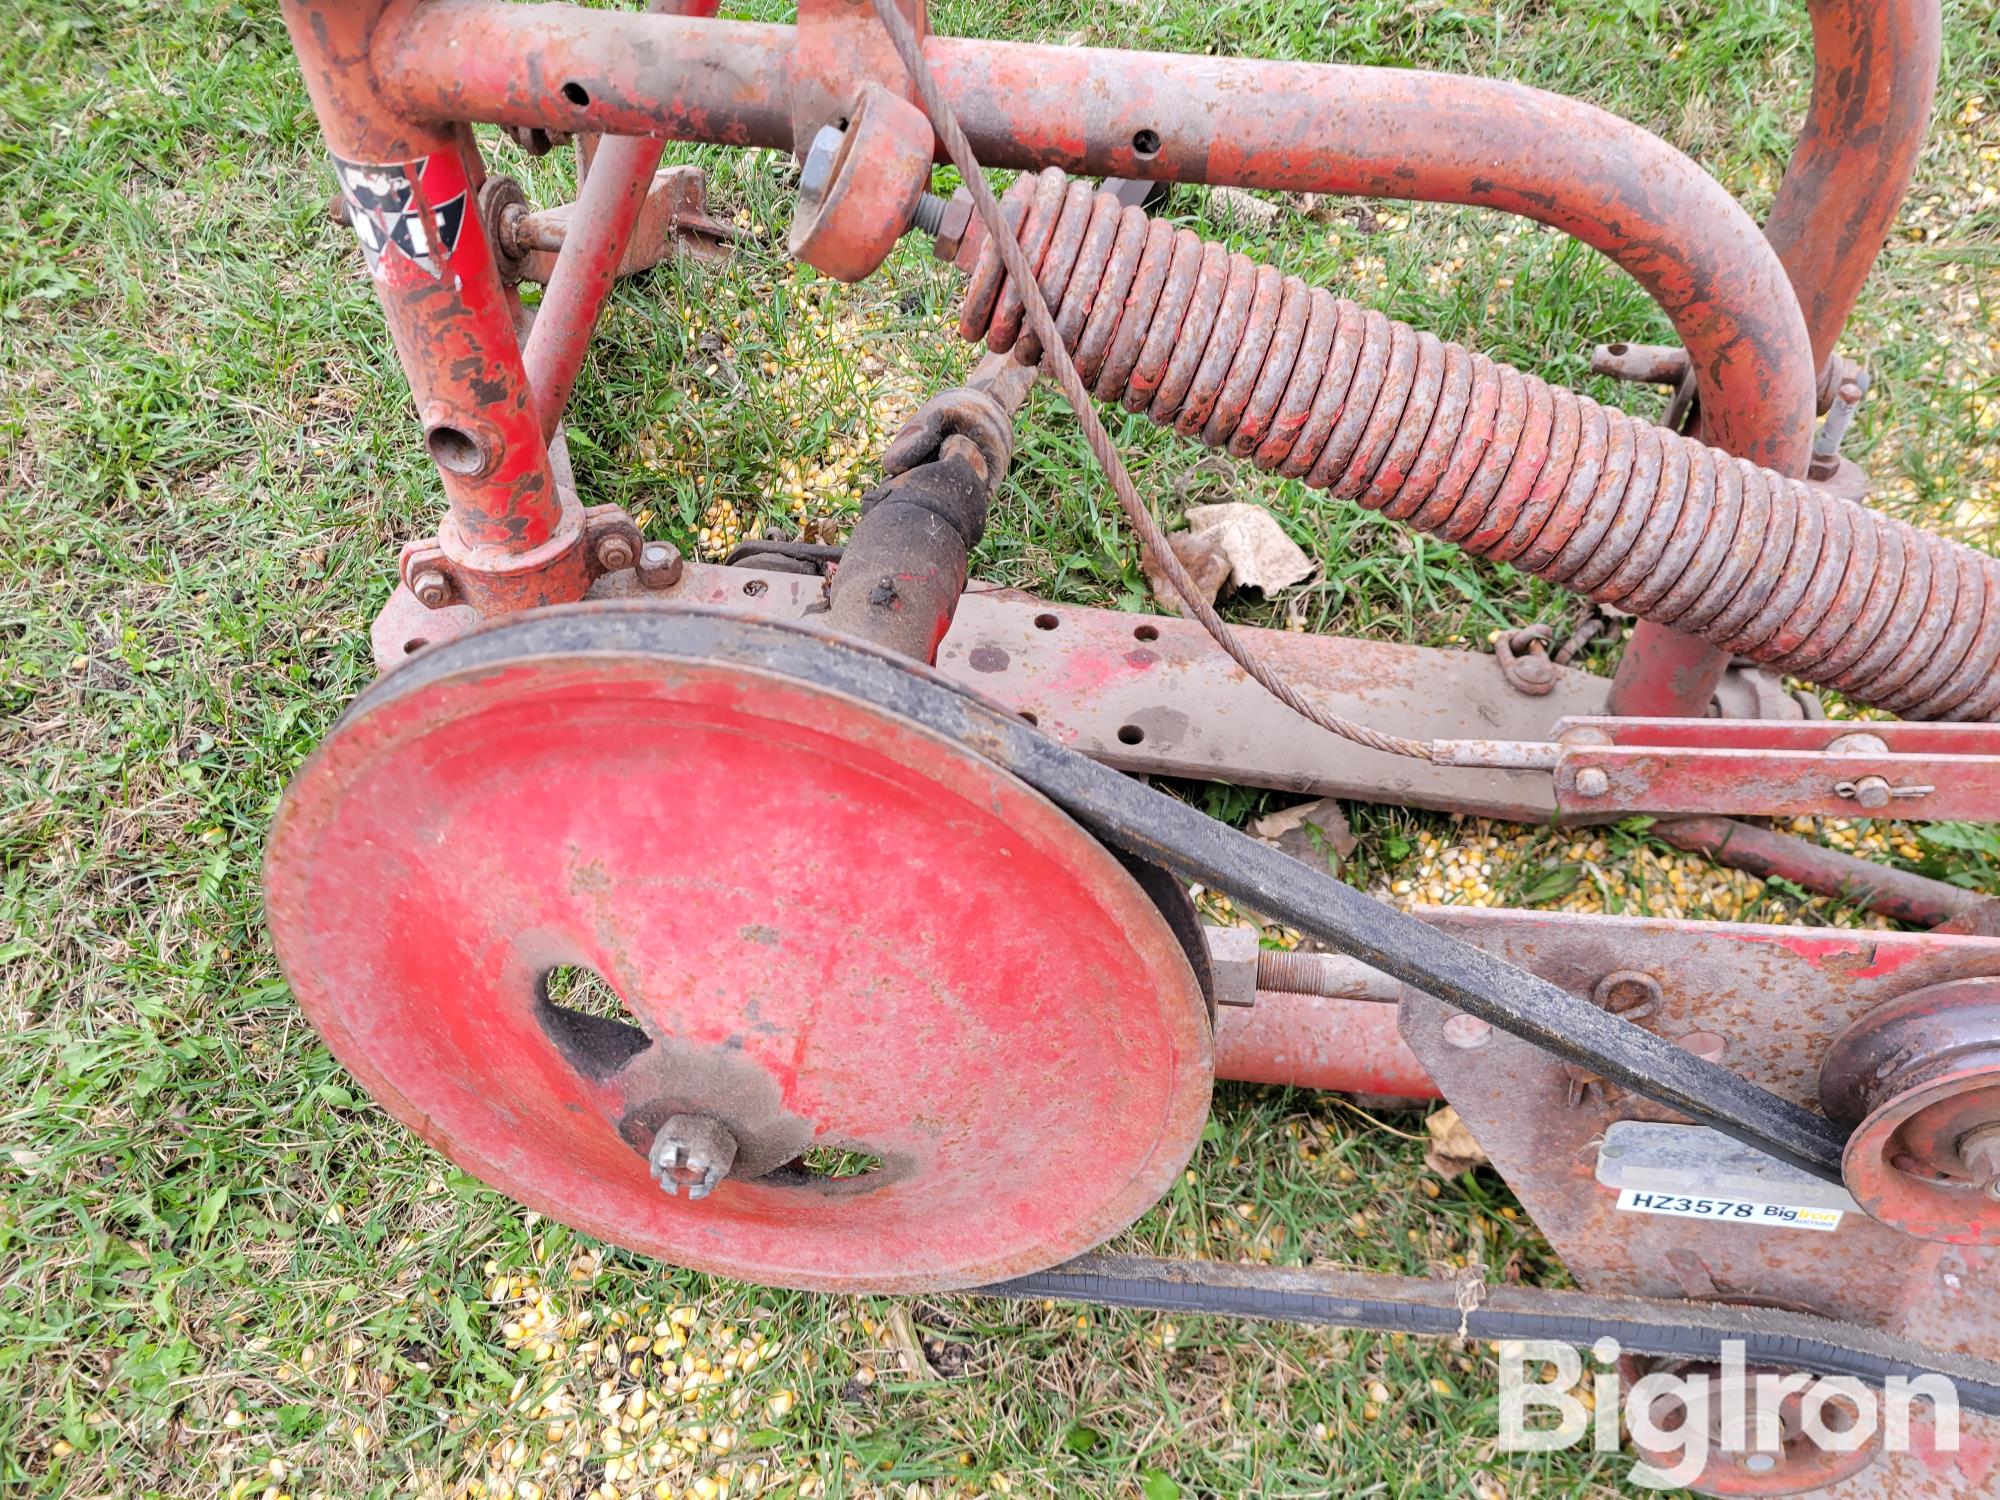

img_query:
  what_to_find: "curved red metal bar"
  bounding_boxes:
[372,2,1818,475]
[1774,0,1942,381]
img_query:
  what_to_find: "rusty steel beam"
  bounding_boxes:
[1624,3,1941,414]
[370,1,1817,475]
[1550,717,2000,821]
[367,561,1982,926]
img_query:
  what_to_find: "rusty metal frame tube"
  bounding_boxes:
[1215,991,1440,1101]
[523,130,669,440]
[1653,815,1978,929]
[1771,0,1942,378]
[372,1,1817,474]
[519,0,719,442]
[287,0,571,563]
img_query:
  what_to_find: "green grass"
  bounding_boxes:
[2,0,1997,1496]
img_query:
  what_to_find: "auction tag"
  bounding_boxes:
[1615,1188,1843,1233]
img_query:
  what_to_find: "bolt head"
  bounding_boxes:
[595,533,636,573]
[411,569,451,609]
[798,124,845,207]
[1853,775,1892,811]
[932,188,975,263]
[1572,766,1611,798]
[637,542,684,590]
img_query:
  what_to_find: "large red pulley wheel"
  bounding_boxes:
[265,606,1213,1292]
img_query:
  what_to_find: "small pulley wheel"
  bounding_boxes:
[265,605,1212,1292]
[1819,977,2000,1245]
[1619,1349,1880,1496]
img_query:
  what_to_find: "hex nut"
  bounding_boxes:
[798,124,845,207]
[595,533,636,573]
[411,569,452,609]
[649,1114,739,1201]
[1202,923,1260,1010]
[637,542,684,590]
[932,189,975,263]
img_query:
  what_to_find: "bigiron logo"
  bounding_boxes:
[1497,1337,1960,1488]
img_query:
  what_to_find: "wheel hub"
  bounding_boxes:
[265,606,1213,1292]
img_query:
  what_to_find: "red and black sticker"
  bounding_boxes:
[333,151,468,280]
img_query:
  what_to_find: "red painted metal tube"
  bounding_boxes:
[1214,990,1440,1101]
[520,0,719,443]
[286,0,568,560]
[524,130,668,441]
[1653,816,1979,929]
[371,2,1816,474]
[378,8,797,147]
[1772,0,1942,378]
[1606,625,1734,718]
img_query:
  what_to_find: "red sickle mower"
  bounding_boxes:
[267,1,2000,1491]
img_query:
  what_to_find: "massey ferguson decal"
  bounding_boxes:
[333,152,468,280]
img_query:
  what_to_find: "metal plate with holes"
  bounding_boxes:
[377,564,1611,818]
[1399,907,2000,1329]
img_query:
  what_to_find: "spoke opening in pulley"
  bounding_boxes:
[538,963,650,1080]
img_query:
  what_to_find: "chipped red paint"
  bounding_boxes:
[284,0,583,608]
[1769,933,1926,982]
[1772,1,1943,380]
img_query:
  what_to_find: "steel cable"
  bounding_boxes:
[868,0,1444,760]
